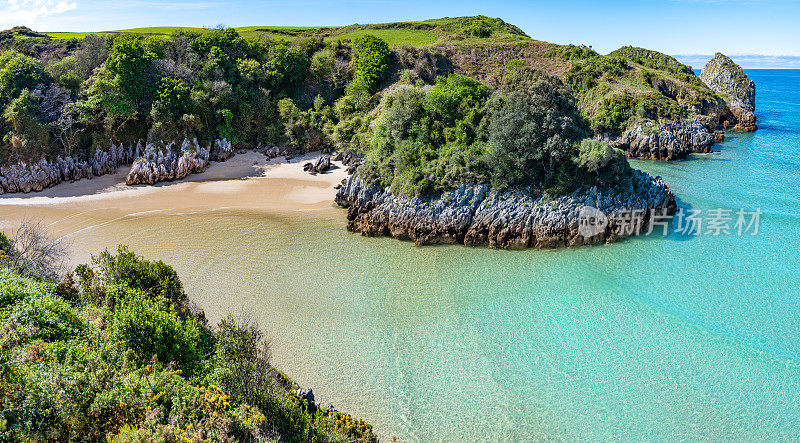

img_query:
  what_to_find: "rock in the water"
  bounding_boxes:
[700,53,757,132]
[335,171,676,249]
[612,120,715,160]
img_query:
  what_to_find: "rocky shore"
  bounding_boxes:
[335,170,676,249]
[611,120,716,160]
[0,143,134,194]
[701,53,757,132]
[125,138,233,186]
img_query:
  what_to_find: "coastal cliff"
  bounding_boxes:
[335,170,676,249]
[700,53,757,131]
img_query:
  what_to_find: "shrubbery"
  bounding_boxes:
[0,241,377,442]
[347,34,390,94]
[360,73,492,196]
[565,55,630,94]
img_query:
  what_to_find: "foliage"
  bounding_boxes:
[0,51,48,105]
[0,244,377,442]
[574,139,632,188]
[347,35,390,94]
[485,68,586,190]
[591,90,687,132]
[565,55,630,94]
[89,245,188,312]
[110,290,204,377]
[360,74,491,196]
[609,46,693,76]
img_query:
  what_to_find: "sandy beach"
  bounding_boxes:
[0,151,348,210]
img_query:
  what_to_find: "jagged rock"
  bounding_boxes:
[612,120,715,160]
[0,142,134,195]
[209,138,234,162]
[304,155,332,175]
[294,388,316,413]
[335,171,676,249]
[700,53,757,131]
[125,138,210,186]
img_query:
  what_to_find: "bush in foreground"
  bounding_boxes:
[0,244,377,442]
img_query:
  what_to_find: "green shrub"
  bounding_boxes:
[486,68,585,190]
[348,35,390,94]
[592,91,636,132]
[574,139,633,189]
[110,291,204,377]
[10,294,86,341]
[564,55,630,94]
[0,51,48,105]
[91,245,187,313]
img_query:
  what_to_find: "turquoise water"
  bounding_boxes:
[3,70,798,440]
[181,70,800,440]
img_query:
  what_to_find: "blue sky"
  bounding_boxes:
[2,0,799,61]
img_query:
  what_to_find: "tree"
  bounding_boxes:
[348,35,390,94]
[3,89,51,160]
[105,35,157,107]
[0,51,48,105]
[150,78,195,139]
[486,68,586,190]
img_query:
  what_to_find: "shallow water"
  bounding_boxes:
[2,70,799,440]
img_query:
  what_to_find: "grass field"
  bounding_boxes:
[41,16,531,47]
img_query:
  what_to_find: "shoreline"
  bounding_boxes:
[0,151,348,209]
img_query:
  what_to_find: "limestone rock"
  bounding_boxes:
[0,142,134,195]
[612,120,715,160]
[700,53,757,131]
[303,155,332,174]
[125,138,210,186]
[335,171,676,249]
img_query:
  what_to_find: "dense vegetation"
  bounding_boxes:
[0,229,376,441]
[0,15,726,199]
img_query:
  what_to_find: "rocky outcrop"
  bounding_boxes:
[700,53,757,131]
[335,170,676,249]
[611,120,716,160]
[125,138,211,186]
[0,143,133,195]
[209,138,234,162]
[303,155,331,174]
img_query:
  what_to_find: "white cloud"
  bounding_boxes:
[0,0,78,29]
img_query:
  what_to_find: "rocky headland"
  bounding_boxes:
[700,53,757,132]
[335,170,676,249]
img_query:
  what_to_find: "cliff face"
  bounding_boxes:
[335,171,676,249]
[700,53,757,131]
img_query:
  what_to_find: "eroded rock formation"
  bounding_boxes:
[0,143,133,194]
[125,138,211,186]
[611,121,716,160]
[700,53,757,132]
[335,170,676,249]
